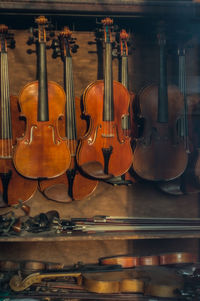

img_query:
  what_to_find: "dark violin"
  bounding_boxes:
[13,16,71,179]
[76,18,132,179]
[158,45,200,194]
[39,27,98,202]
[0,24,37,206]
[132,28,188,181]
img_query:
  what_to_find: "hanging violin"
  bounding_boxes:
[0,24,37,206]
[13,16,71,179]
[39,27,98,202]
[76,18,133,179]
[132,27,188,181]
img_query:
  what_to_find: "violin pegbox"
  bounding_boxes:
[27,15,54,54]
[0,24,15,51]
[52,27,79,59]
[120,29,129,57]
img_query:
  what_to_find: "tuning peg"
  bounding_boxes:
[51,39,59,49]
[8,39,15,49]
[49,31,55,38]
[52,48,60,59]
[88,51,98,54]
[71,44,79,53]
[27,49,36,55]
[112,48,118,57]
[27,36,35,45]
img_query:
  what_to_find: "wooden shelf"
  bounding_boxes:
[1,230,200,242]
[0,0,197,17]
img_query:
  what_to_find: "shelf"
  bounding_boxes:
[0,0,197,17]
[1,230,200,242]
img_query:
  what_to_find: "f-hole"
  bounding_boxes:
[102,146,113,174]
[0,170,12,204]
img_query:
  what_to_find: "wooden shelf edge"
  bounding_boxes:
[0,0,196,16]
[0,231,199,241]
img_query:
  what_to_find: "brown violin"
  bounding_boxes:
[132,28,188,181]
[100,252,196,268]
[0,24,37,206]
[13,16,71,179]
[39,27,98,202]
[76,18,132,179]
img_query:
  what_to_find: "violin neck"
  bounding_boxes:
[64,55,77,140]
[157,39,168,123]
[178,49,186,97]
[178,48,189,150]
[103,42,114,121]
[121,55,128,90]
[38,41,49,122]
[0,50,12,140]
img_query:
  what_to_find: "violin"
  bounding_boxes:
[0,260,20,272]
[159,252,197,265]
[9,264,183,298]
[106,29,137,185]
[76,18,132,179]
[132,28,188,181]
[99,255,140,268]
[39,27,98,202]
[99,252,196,268]
[13,16,71,179]
[0,24,37,206]
[158,44,200,195]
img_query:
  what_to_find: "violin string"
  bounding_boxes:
[1,51,3,157]
[71,56,77,153]
[5,51,12,157]
[4,50,12,157]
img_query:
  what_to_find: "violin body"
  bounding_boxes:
[77,80,132,178]
[0,95,37,206]
[39,140,98,202]
[13,81,71,179]
[39,27,98,201]
[132,84,188,181]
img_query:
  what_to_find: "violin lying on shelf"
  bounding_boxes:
[13,16,71,179]
[76,18,132,180]
[39,27,98,202]
[9,262,184,298]
[99,252,197,268]
[0,24,37,206]
[132,25,188,181]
